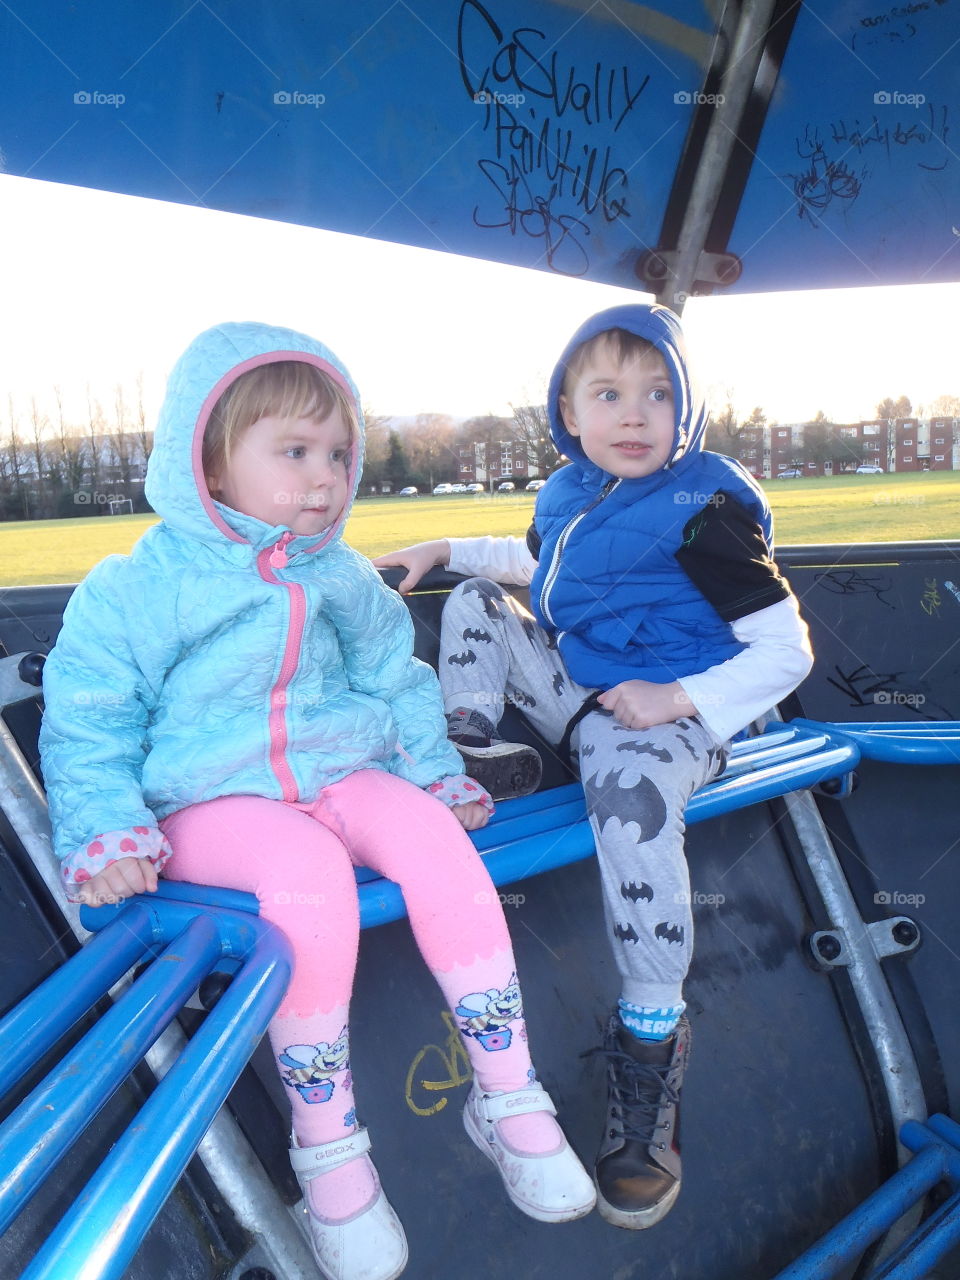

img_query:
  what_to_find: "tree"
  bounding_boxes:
[359,410,391,491]
[29,399,50,517]
[384,431,410,490]
[704,402,763,465]
[3,396,32,520]
[510,401,557,477]
[404,414,458,489]
[929,394,960,418]
[876,395,913,420]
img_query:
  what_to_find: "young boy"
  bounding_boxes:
[374,304,813,1230]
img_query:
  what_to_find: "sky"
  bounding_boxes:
[2,173,959,432]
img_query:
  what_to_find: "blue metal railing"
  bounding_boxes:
[775,1115,960,1280]
[792,719,960,766]
[0,891,292,1280]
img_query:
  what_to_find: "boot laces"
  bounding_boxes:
[585,1044,680,1146]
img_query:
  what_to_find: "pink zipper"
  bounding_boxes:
[258,532,305,801]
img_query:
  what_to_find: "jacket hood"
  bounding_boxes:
[144,321,363,555]
[547,304,707,489]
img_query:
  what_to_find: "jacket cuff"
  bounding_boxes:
[425,773,495,814]
[60,826,172,902]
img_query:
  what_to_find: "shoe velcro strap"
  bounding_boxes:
[290,1127,371,1178]
[479,1088,556,1123]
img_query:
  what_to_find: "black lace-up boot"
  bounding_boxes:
[446,708,542,800]
[590,1013,690,1228]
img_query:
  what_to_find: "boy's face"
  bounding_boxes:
[206,408,352,534]
[559,341,675,479]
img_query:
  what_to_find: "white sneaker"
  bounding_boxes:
[290,1128,408,1280]
[463,1082,596,1223]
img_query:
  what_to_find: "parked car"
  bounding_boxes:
[465,482,484,493]
[855,464,884,474]
[432,482,453,495]
[525,479,546,491]
[398,486,418,496]
[776,468,804,480]
[450,483,467,493]
[496,480,515,492]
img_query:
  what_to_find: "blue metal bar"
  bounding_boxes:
[866,1188,960,1279]
[772,1145,947,1280]
[792,719,960,765]
[0,914,222,1232]
[358,729,861,928]
[0,905,156,1095]
[20,924,292,1280]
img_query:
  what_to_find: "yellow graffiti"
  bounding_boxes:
[921,577,941,617]
[404,1011,473,1117]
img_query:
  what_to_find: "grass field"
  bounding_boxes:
[1,470,958,587]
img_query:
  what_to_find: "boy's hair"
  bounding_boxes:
[561,328,662,394]
[203,360,358,481]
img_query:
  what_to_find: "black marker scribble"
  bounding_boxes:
[458,0,648,275]
[814,568,896,609]
[827,662,907,707]
[786,127,865,227]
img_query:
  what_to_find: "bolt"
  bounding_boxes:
[892,920,919,947]
[815,934,842,962]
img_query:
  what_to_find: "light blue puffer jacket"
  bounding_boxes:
[40,322,464,877]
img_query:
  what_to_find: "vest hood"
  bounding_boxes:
[144,321,364,556]
[547,304,707,491]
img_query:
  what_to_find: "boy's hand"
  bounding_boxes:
[451,801,490,831]
[597,680,696,731]
[76,856,158,907]
[372,540,451,593]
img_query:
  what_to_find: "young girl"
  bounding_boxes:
[39,322,595,1280]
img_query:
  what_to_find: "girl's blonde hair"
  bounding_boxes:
[203,360,358,485]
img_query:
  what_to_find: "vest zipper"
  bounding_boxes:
[539,478,620,627]
[257,532,305,802]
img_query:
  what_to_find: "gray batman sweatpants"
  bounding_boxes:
[439,578,727,1009]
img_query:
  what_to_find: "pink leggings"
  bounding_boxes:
[161,770,542,1153]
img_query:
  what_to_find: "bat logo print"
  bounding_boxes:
[584,770,667,844]
[617,741,672,764]
[447,650,477,667]
[654,922,684,945]
[552,672,565,696]
[520,616,540,645]
[463,627,492,643]
[508,686,536,708]
[620,880,654,904]
[677,734,700,762]
[464,580,505,620]
[579,742,595,757]
[613,922,640,944]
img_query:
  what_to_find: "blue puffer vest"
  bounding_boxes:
[530,305,773,690]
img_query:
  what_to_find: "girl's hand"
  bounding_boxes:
[597,680,696,731]
[372,540,451,593]
[76,856,159,907]
[451,801,490,831]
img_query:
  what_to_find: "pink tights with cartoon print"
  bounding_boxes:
[161,769,560,1219]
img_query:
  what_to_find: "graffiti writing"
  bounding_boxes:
[830,104,949,172]
[827,662,908,707]
[458,0,649,274]
[786,128,866,226]
[920,577,942,616]
[814,568,896,608]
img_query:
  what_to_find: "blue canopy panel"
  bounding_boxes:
[726,2,960,291]
[2,2,958,293]
[2,2,713,286]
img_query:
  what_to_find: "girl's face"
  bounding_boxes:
[206,408,352,535]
